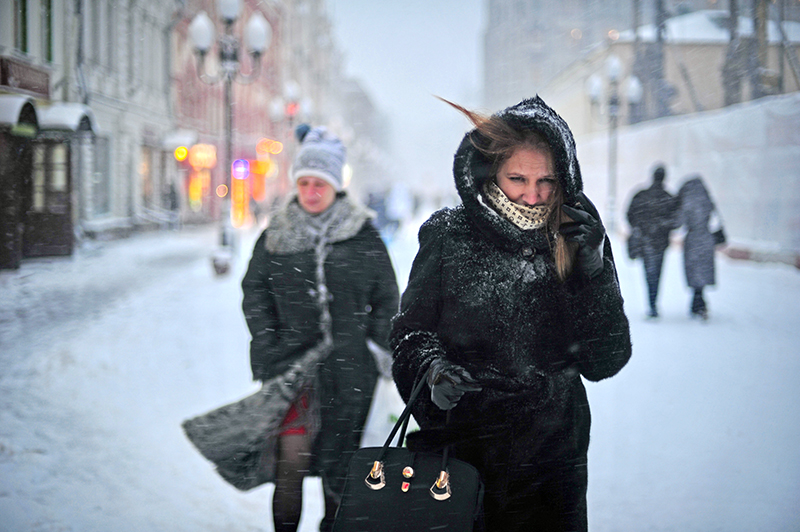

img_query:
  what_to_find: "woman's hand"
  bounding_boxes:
[560,204,606,279]
[427,358,482,411]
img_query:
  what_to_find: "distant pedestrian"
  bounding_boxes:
[241,126,399,532]
[676,175,722,320]
[626,164,679,318]
[166,182,180,230]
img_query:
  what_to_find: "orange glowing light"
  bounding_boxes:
[257,138,284,156]
[216,184,228,198]
[251,164,266,202]
[250,159,269,175]
[189,172,202,211]
[231,175,250,228]
[257,138,272,154]
[189,144,217,169]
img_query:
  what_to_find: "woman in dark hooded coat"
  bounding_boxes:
[242,126,399,532]
[390,97,631,532]
[677,175,720,319]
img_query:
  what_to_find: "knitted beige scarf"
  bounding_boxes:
[482,179,551,230]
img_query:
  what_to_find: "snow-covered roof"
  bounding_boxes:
[38,102,99,133]
[161,129,199,150]
[0,94,38,127]
[619,9,800,44]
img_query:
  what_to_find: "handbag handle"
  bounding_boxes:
[382,367,430,450]
[365,367,454,500]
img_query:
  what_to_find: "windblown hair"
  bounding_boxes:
[440,97,577,281]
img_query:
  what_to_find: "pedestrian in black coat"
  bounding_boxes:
[626,164,679,317]
[391,97,632,532]
[677,175,720,320]
[242,126,399,532]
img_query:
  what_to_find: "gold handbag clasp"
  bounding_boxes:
[365,460,386,490]
[430,470,451,500]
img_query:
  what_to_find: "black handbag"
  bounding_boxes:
[332,371,484,532]
[627,226,644,260]
[712,228,726,246]
[709,209,726,246]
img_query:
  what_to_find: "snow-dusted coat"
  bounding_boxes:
[678,177,717,289]
[241,195,398,497]
[627,183,678,251]
[391,97,631,531]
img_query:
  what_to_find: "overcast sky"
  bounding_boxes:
[326,0,485,194]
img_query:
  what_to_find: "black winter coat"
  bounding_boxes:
[242,196,399,494]
[627,183,678,251]
[391,97,631,531]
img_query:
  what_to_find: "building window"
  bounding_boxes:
[140,146,154,205]
[31,143,70,215]
[93,136,111,215]
[41,0,53,62]
[91,0,102,65]
[128,4,139,85]
[128,6,135,83]
[32,146,45,211]
[106,2,115,71]
[144,19,152,88]
[14,0,28,53]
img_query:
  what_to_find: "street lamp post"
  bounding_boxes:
[588,54,641,234]
[188,1,271,273]
[606,55,621,235]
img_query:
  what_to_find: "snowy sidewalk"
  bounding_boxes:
[1,221,798,531]
[0,224,403,532]
[591,235,800,531]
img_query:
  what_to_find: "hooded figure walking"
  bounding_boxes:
[626,164,679,318]
[242,126,399,532]
[390,97,632,531]
[677,175,722,320]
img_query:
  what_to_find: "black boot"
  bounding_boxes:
[690,289,708,320]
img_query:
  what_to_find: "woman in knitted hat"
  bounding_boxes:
[390,97,631,531]
[242,126,399,532]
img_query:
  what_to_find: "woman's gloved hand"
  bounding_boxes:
[427,358,482,411]
[560,204,606,279]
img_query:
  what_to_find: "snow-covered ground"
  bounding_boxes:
[0,214,798,532]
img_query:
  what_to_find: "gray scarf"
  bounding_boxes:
[265,195,374,255]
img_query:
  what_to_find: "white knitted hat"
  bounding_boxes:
[291,126,346,191]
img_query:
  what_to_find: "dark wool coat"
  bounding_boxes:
[678,177,717,288]
[391,97,632,532]
[242,196,399,499]
[627,183,678,251]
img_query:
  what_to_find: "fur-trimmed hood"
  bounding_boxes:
[452,96,584,252]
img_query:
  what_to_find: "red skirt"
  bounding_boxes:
[279,393,309,436]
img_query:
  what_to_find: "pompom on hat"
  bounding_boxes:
[291,125,346,191]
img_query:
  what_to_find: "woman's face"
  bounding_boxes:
[296,176,336,214]
[495,147,557,206]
